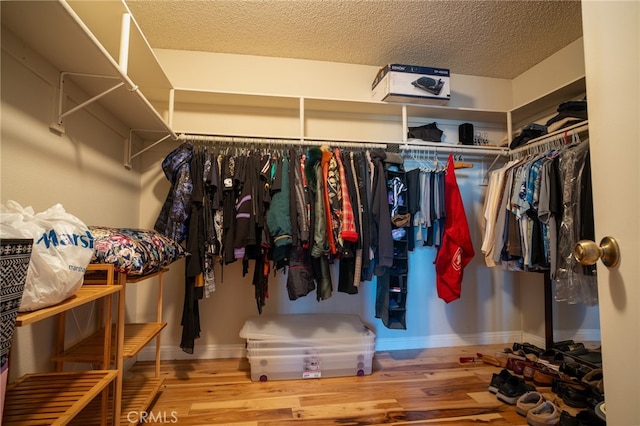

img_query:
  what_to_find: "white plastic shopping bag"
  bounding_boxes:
[0,201,94,311]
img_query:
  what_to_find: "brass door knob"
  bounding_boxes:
[573,236,620,268]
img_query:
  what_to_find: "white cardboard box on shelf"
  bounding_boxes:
[372,63,451,105]
[240,314,376,382]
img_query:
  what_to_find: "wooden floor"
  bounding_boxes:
[126,344,576,425]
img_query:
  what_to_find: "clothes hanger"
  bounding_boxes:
[417,148,429,172]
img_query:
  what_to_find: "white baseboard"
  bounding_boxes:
[136,331,523,361]
[373,331,524,352]
[136,329,602,362]
[549,329,601,345]
[520,329,602,352]
[137,344,247,361]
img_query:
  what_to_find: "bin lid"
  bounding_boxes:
[239,313,374,341]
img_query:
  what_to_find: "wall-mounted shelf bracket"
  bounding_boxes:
[124,129,175,169]
[49,71,134,136]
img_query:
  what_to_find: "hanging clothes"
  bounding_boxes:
[434,154,475,303]
[157,141,447,348]
[412,168,445,248]
[481,135,597,305]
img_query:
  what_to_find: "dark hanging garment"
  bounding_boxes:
[185,149,205,278]
[154,142,194,244]
[202,151,218,293]
[312,254,333,301]
[337,242,358,294]
[334,149,357,294]
[369,149,393,276]
[207,152,222,209]
[222,154,238,265]
[525,207,546,269]
[555,140,597,304]
[234,154,260,262]
[180,274,200,354]
[357,152,373,281]
[288,149,299,248]
[252,241,269,314]
[181,149,205,354]
[292,151,310,245]
[286,245,316,300]
[253,178,273,314]
[308,149,328,258]
[580,151,595,242]
[425,172,436,247]
[405,168,421,251]
[266,155,293,270]
[306,149,333,299]
[579,151,596,278]
[203,152,216,249]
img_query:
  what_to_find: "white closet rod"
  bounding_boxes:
[509,121,588,157]
[178,134,388,149]
[399,141,508,157]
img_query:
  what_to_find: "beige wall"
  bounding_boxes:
[511,37,586,108]
[1,33,141,380]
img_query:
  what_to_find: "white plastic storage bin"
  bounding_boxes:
[240,314,376,382]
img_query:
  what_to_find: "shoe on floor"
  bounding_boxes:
[581,368,604,394]
[527,400,561,426]
[559,383,591,408]
[558,410,580,426]
[559,408,606,426]
[497,375,535,405]
[488,369,513,394]
[516,391,545,417]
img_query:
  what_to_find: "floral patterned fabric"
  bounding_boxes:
[90,226,186,276]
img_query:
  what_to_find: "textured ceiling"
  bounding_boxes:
[126,0,583,80]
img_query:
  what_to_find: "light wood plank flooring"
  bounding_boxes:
[126,344,577,425]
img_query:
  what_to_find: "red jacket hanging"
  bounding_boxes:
[435,154,475,303]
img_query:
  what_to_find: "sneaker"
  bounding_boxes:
[497,375,535,405]
[527,400,561,426]
[488,369,512,394]
[516,391,545,417]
